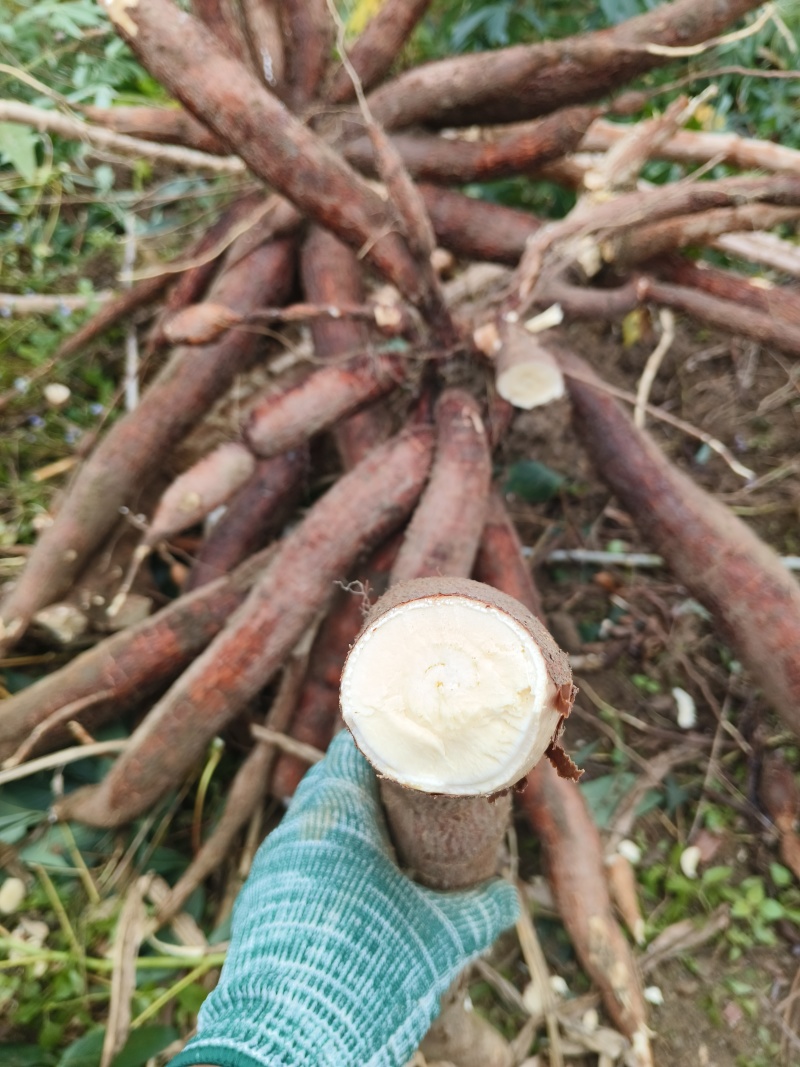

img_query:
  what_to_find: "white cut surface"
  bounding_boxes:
[341,595,559,794]
[497,357,565,410]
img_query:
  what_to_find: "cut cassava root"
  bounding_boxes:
[342,577,572,797]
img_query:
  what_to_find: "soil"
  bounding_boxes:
[503,315,800,1066]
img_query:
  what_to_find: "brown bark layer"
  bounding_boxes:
[104,0,451,338]
[242,0,285,89]
[192,0,250,62]
[561,347,800,737]
[0,237,295,655]
[56,424,435,827]
[368,0,761,129]
[280,0,332,109]
[420,184,539,265]
[473,490,544,621]
[244,352,406,459]
[382,781,512,890]
[345,107,598,185]
[186,450,308,591]
[326,0,433,103]
[300,228,392,469]
[271,534,400,799]
[0,547,275,763]
[391,388,492,582]
[639,276,800,357]
[519,768,649,1048]
[655,256,800,329]
[83,104,227,154]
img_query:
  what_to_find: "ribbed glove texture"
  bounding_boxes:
[169,730,518,1067]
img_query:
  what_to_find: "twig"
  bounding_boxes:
[250,724,325,765]
[0,100,245,174]
[515,885,564,1067]
[0,292,113,315]
[122,215,139,411]
[561,363,755,480]
[0,740,128,787]
[634,308,676,428]
[643,4,773,57]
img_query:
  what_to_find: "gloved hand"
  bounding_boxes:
[169,730,518,1067]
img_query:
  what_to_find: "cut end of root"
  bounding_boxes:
[341,578,568,795]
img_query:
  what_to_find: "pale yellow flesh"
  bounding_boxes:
[341,595,559,794]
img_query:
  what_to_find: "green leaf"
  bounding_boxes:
[112,1026,179,1067]
[0,1044,55,1067]
[579,772,637,829]
[0,123,39,184]
[770,863,792,888]
[57,1030,104,1067]
[504,460,565,503]
[759,897,784,922]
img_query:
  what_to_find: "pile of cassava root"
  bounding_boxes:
[2,1,800,1063]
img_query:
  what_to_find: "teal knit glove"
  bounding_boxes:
[169,730,518,1067]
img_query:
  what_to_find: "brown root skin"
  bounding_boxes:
[186,449,307,591]
[83,104,227,154]
[244,352,406,459]
[420,184,539,265]
[300,228,392,469]
[0,237,296,656]
[0,546,276,763]
[56,424,435,827]
[367,0,760,128]
[280,0,332,109]
[474,489,544,620]
[326,0,433,104]
[105,0,451,336]
[520,764,650,1052]
[391,389,492,583]
[345,107,599,185]
[381,780,512,890]
[560,346,800,738]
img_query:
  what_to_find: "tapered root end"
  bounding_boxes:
[341,577,572,795]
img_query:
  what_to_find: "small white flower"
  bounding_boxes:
[618,839,642,865]
[44,382,71,408]
[672,686,697,729]
[680,845,702,879]
[644,985,664,1006]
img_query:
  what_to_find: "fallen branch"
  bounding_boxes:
[0,100,244,173]
[0,291,113,315]
[367,0,761,128]
[655,255,800,327]
[83,103,228,155]
[56,423,434,826]
[0,237,296,654]
[560,346,800,738]
[583,115,800,177]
